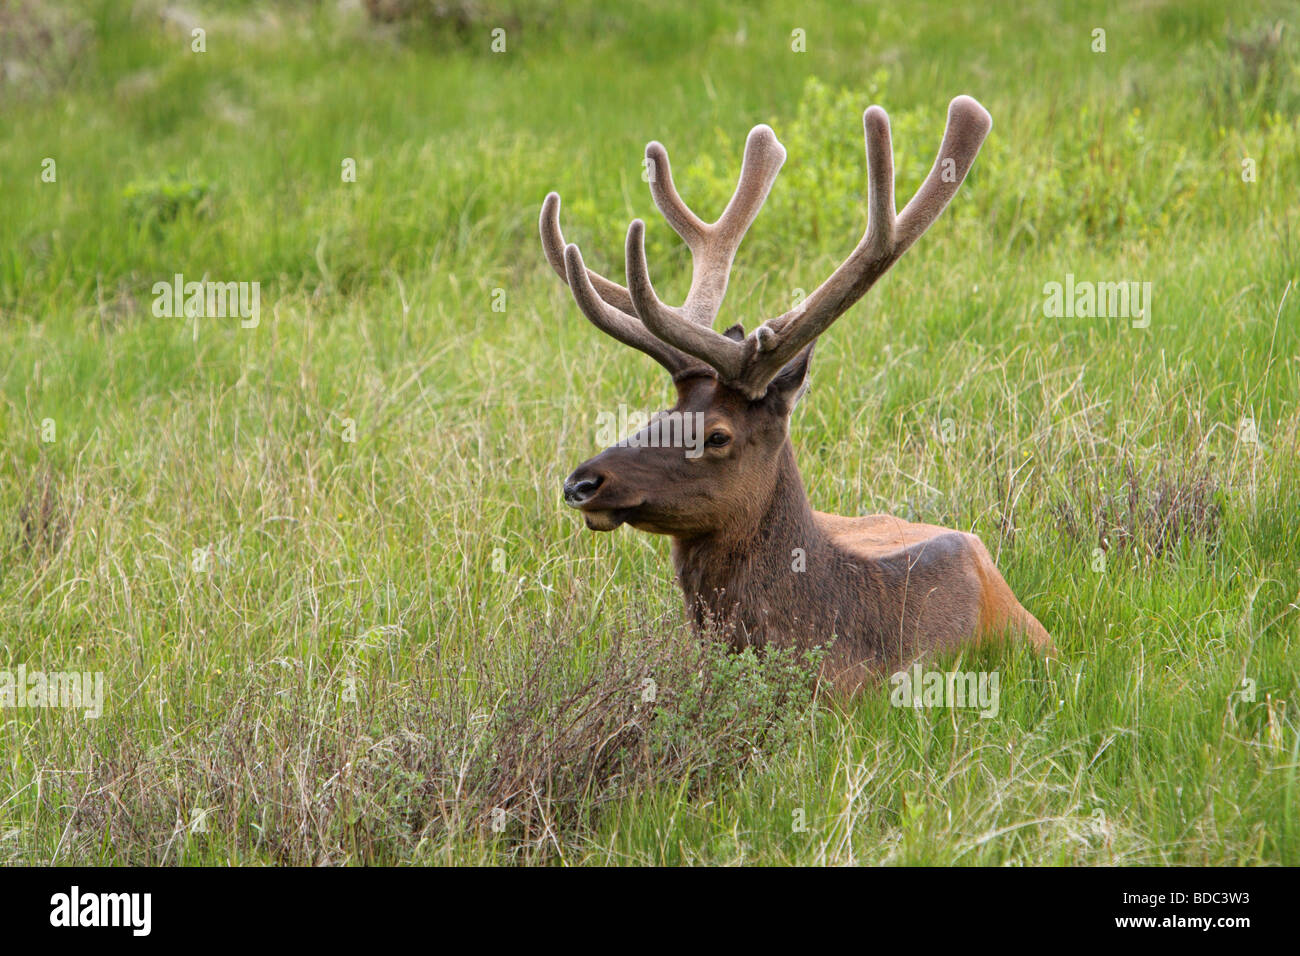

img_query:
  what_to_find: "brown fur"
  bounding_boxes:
[549,96,1048,691]
[564,372,1052,693]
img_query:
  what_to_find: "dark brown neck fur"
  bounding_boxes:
[670,440,876,663]
[667,435,997,692]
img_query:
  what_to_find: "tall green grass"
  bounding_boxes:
[0,0,1296,864]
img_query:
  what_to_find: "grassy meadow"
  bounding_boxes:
[1,0,1298,865]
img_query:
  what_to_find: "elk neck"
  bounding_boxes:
[669,437,824,616]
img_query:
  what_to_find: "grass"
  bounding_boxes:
[0,0,1297,865]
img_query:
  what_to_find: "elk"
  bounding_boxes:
[542,96,1052,693]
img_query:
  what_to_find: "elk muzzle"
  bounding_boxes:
[562,452,653,531]
[562,469,605,506]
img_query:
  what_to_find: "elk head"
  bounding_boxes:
[543,97,992,539]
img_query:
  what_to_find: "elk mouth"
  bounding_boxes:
[563,468,644,530]
[581,506,639,532]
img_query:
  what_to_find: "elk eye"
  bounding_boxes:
[705,431,731,447]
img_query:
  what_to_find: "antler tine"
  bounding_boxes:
[718,124,789,239]
[645,125,787,326]
[893,95,990,254]
[540,192,636,314]
[735,95,992,397]
[862,105,896,256]
[542,190,694,373]
[643,142,707,249]
[561,243,692,374]
[625,219,747,380]
[540,125,784,379]
[614,124,787,380]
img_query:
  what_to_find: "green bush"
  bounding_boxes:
[122,172,216,233]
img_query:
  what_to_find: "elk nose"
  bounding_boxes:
[563,470,605,506]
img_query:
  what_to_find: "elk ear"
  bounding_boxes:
[763,342,814,413]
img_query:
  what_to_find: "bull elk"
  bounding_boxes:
[542,95,1052,693]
